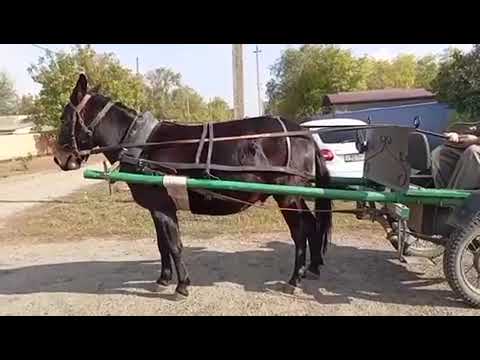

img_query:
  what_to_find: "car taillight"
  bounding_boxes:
[320,149,335,161]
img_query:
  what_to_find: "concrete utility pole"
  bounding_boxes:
[254,45,263,116]
[232,44,245,119]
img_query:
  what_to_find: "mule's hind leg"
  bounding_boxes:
[151,211,173,286]
[151,209,191,297]
[274,196,308,287]
[299,199,322,277]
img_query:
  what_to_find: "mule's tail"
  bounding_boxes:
[314,148,332,262]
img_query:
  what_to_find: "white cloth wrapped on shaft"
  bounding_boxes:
[162,175,190,210]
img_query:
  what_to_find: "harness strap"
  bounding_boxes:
[121,112,160,160]
[195,123,209,164]
[120,115,139,144]
[275,117,291,169]
[89,101,115,132]
[76,94,92,112]
[206,122,215,177]
[68,96,114,142]
[120,154,314,180]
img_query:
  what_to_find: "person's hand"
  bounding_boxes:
[444,132,460,143]
[444,132,479,148]
[458,134,479,146]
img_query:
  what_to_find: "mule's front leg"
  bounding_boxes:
[151,211,173,286]
[151,210,191,297]
[275,196,308,287]
[289,237,307,287]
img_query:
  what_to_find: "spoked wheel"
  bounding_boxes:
[444,216,480,308]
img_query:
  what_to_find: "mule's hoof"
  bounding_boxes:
[304,269,320,280]
[152,283,168,293]
[175,285,189,298]
[305,264,320,280]
[288,278,300,288]
[307,264,320,276]
[282,282,299,295]
[173,290,189,301]
[156,278,170,287]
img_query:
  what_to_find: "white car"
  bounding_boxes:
[301,118,368,178]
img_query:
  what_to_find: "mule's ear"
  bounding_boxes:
[70,73,88,105]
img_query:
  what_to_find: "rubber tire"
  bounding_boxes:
[443,212,480,308]
[389,236,445,259]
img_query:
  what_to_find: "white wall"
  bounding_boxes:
[0,133,54,161]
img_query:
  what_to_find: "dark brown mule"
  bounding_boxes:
[54,74,332,297]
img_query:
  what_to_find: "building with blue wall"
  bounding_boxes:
[305,101,455,149]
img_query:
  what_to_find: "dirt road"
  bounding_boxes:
[1,232,478,315]
[0,162,103,225]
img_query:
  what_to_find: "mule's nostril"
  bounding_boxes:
[54,157,60,166]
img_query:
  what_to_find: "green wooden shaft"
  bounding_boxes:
[83,169,471,206]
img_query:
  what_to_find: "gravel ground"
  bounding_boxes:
[1,231,478,315]
[0,162,103,225]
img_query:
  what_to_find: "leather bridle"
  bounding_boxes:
[65,94,116,156]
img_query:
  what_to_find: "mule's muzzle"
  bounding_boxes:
[53,145,85,171]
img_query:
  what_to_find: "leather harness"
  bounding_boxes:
[67,94,314,181]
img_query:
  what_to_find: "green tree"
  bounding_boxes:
[415,55,439,89]
[170,86,209,122]
[266,45,367,118]
[389,54,418,88]
[144,67,232,123]
[0,71,17,115]
[365,59,393,89]
[206,97,233,121]
[432,45,480,119]
[144,67,182,119]
[266,46,444,118]
[28,45,147,130]
[365,55,420,89]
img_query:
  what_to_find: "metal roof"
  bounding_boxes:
[324,88,435,105]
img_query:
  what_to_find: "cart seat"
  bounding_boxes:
[407,132,434,186]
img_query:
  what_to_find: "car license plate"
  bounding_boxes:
[344,153,364,162]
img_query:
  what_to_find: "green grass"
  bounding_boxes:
[1,184,383,244]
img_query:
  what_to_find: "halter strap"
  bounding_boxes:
[69,94,115,137]
[76,94,92,112]
[89,101,115,131]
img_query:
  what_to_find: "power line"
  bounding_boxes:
[31,44,62,56]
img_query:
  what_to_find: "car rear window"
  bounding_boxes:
[318,129,360,144]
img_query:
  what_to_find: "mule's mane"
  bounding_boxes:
[90,91,138,118]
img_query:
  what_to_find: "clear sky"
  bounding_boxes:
[0,44,473,116]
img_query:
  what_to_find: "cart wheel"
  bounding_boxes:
[444,214,480,308]
[389,233,445,259]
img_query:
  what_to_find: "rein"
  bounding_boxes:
[77,124,449,157]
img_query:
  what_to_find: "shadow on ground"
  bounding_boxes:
[0,240,466,308]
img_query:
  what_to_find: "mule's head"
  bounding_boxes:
[53,74,95,171]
